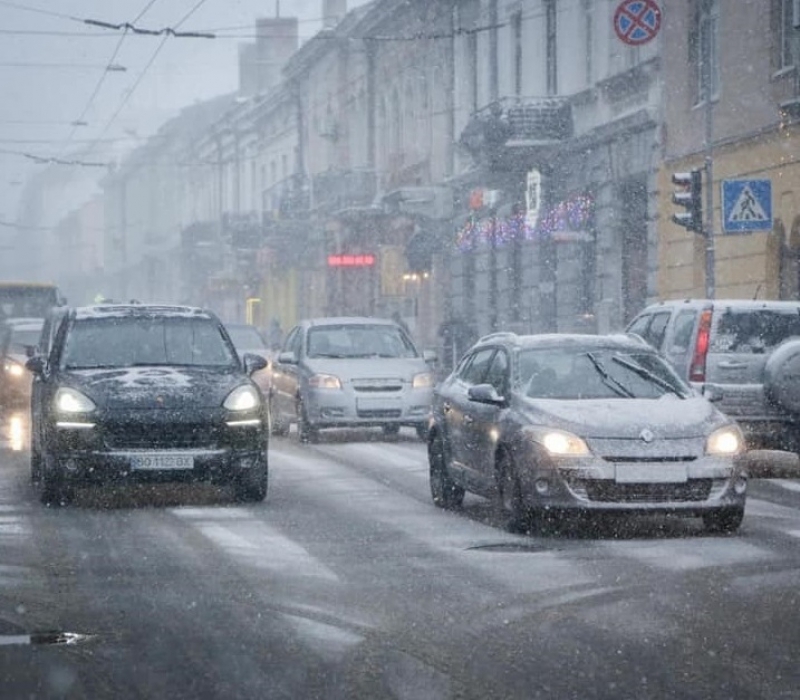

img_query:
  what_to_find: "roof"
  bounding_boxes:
[73,304,212,320]
[643,299,800,312]
[304,316,399,327]
[475,332,651,352]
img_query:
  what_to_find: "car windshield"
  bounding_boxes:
[226,325,268,353]
[306,324,418,359]
[519,347,689,400]
[61,317,238,370]
[6,327,41,355]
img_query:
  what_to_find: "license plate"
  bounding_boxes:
[615,463,688,484]
[130,454,194,471]
[356,396,402,410]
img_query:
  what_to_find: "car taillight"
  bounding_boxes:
[689,309,712,382]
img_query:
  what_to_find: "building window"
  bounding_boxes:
[583,0,593,86]
[777,0,796,71]
[512,11,523,95]
[693,0,720,105]
[545,0,558,95]
[467,30,478,111]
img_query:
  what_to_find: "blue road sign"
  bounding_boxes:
[721,179,772,233]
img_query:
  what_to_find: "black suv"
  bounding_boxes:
[427,332,747,533]
[27,304,269,504]
[626,299,800,453]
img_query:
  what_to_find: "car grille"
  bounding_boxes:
[103,423,219,450]
[585,479,713,503]
[356,409,403,419]
[351,378,404,392]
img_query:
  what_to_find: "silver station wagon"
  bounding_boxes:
[268,317,436,442]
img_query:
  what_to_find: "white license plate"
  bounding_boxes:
[356,396,402,410]
[130,454,194,471]
[615,463,688,484]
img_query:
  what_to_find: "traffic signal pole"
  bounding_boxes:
[702,22,715,299]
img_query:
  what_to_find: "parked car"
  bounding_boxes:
[269,316,437,442]
[224,322,272,398]
[0,317,43,406]
[427,332,747,533]
[27,303,269,504]
[626,299,800,454]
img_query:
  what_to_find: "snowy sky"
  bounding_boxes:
[0,0,369,230]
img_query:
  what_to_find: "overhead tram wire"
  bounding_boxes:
[55,0,162,161]
[79,0,212,160]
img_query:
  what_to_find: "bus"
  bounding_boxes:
[0,282,66,321]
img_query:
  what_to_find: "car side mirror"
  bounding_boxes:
[423,349,438,364]
[25,355,45,375]
[243,353,267,374]
[277,351,298,365]
[468,383,506,406]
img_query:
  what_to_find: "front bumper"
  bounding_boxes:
[514,447,747,514]
[304,386,432,428]
[47,410,267,484]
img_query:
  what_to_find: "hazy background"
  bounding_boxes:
[0,0,368,245]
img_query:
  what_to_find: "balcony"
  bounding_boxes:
[459,96,573,168]
[311,168,377,214]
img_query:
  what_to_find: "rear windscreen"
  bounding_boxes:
[711,308,800,354]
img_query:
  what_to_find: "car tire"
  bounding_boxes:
[764,338,800,414]
[40,452,72,507]
[30,447,42,483]
[297,397,319,444]
[702,506,744,534]
[269,395,289,437]
[234,461,268,503]
[382,425,401,437]
[495,448,534,534]
[428,431,464,509]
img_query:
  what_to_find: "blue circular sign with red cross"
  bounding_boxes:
[614,0,661,46]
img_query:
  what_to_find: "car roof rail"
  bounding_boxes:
[477,331,518,344]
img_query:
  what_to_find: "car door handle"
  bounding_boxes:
[718,361,748,369]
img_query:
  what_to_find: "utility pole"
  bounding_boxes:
[702,14,715,298]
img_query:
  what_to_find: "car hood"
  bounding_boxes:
[63,367,248,410]
[304,357,430,382]
[518,395,724,439]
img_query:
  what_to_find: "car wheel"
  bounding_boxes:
[415,423,429,441]
[297,397,319,444]
[382,425,401,437]
[234,461,268,503]
[40,451,72,507]
[428,431,464,509]
[702,506,744,534]
[269,395,289,437]
[30,447,42,483]
[496,448,534,534]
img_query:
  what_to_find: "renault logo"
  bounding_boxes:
[640,428,654,443]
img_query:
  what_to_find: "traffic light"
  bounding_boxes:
[671,170,703,234]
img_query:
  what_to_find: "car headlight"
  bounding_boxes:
[223,385,261,411]
[308,373,342,390]
[412,371,434,389]
[55,387,96,413]
[4,361,25,378]
[706,425,744,455]
[525,427,590,456]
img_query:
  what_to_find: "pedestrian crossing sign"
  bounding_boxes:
[721,179,772,233]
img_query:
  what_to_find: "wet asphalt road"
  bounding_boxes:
[0,409,799,699]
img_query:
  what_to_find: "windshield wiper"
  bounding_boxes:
[585,352,635,398]
[611,356,687,399]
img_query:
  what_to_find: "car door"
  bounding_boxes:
[661,308,698,378]
[461,347,510,493]
[271,326,303,420]
[444,347,495,481]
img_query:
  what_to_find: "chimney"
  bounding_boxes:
[253,16,299,93]
[322,0,347,29]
